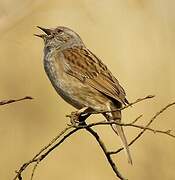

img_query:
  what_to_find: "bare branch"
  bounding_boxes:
[122,95,155,110]
[0,96,33,106]
[13,126,75,180]
[85,127,127,180]
[14,122,127,180]
[30,161,39,180]
[110,102,175,155]
[88,95,155,115]
[130,114,143,124]
[32,126,72,160]
[81,121,175,139]
[12,97,175,180]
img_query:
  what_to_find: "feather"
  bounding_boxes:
[62,47,128,105]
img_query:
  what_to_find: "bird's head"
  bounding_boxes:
[35,26,84,49]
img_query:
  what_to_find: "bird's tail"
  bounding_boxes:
[105,110,132,164]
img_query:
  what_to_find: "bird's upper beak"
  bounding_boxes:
[34,26,52,38]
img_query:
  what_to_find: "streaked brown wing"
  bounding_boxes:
[62,46,128,105]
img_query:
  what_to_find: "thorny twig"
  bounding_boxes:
[11,95,175,180]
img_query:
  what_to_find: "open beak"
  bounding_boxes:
[36,26,52,35]
[34,26,52,38]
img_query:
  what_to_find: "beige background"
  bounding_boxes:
[0,0,175,179]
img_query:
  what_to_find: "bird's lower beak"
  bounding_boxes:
[33,34,45,38]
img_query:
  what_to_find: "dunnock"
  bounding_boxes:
[35,26,132,164]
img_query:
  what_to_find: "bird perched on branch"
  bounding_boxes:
[35,26,132,164]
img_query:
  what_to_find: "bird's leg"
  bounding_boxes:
[70,107,92,126]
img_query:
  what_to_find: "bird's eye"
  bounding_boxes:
[57,29,64,34]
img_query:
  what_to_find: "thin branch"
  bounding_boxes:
[81,121,175,138]
[109,102,175,155]
[130,114,143,124]
[29,125,127,180]
[29,126,73,180]
[12,97,175,180]
[0,96,33,106]
[13,126,75,180]
[32,126,72,160]
[14,122,127,180]
[122,95,155,109]
[122,124,175,138]
[35,107,174,180]
[30,161,39,180]
[89,95,155,115]
[85,127,127,180]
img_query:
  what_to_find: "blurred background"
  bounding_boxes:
[0,0,175,179]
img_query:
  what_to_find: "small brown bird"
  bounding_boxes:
[35,26,132,164]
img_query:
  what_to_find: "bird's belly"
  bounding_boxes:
[44,60,110,111]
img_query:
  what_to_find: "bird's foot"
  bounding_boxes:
[68,107,91,127]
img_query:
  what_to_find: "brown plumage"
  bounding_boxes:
[35,26,132,164]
